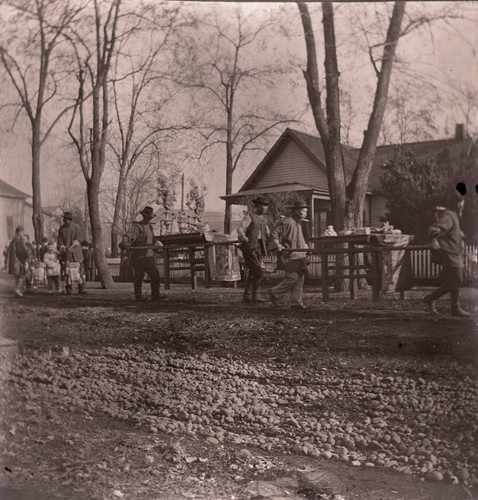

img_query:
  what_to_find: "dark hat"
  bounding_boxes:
[140,206,155,219]
[63,211,73,220]
[252,196,270,206]
[15,225,24,233]
[288,199,309,210]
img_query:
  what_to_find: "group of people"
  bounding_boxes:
[5,192,470,317]
[238,196,311,310]
[6,211,95,297]
[238,191,469,317]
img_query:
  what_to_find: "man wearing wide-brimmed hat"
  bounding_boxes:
[268,198,310,310]
[122,206,164,302]
[237,196,271,303]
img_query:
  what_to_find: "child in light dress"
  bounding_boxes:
[43,244,62,294]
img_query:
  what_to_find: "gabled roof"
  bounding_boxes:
[239,128,360,193]
[239,128,474,196]
[222,182,330,201]
[0,179,30,199]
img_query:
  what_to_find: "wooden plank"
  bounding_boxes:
[321,250,329,302]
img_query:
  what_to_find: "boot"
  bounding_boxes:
[151,292,167,301]
[252,279,266,303]
[78,282,87,295]
[451,289,470,317]
[423,296,439,316]
[452,305,470,317]
[242,281,254,303]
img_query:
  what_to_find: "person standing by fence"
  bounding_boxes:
[237,196,271,303]
[423,191,470,317]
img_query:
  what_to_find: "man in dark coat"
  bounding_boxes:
[121,206,164,301]
[57,211,84,294]
[237,196,271,303]
[7,226,29,298]
[423,191,469,317]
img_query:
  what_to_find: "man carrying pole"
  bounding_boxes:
[121,206,165,302]
[237,196,271,303]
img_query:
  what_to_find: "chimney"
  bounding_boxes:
[455,123,465,141]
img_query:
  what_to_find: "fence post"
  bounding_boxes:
[371,248,380,302]
[204,245,211,289]
[189,247,197,290]
[163,246,170,290]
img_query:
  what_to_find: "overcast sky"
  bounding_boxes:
[1,1,477,213]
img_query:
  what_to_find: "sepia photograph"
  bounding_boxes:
[0,0,477,498]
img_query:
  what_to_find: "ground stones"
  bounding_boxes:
[3,346,478,488]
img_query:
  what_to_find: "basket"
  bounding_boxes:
[32,266,47,285]
[66,262,81,282]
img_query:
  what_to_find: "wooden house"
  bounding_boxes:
[221,126,473,237]
[0,179,58,248]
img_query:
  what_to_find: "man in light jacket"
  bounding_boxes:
[268,199,310,310]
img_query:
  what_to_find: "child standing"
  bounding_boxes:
[43,245,62,294]
[66,240,87,295]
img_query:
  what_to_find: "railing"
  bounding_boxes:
[110,243,478,287]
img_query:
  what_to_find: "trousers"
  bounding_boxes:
[426,266,463,304]
[132,256,160,298]
[271,269,306,305]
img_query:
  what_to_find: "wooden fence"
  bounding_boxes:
[107,244,478,285]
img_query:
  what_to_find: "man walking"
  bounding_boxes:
[423,191,470,317]
[121,206,164,301]
[268,199,310,310]
[237,196,271,303]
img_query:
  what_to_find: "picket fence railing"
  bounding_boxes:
[108,244,478,285]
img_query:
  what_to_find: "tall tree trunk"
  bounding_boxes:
[111,173,126,257]
[347,2,406,228]
[224,159,233,234]
[84,189,90,241]
[31,125,43,240]
[224,109,233,234]
[88,180,115,288]
[322,1,347,231]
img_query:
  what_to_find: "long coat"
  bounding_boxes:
[7,236,29,276]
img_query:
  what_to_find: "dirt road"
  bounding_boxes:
[1,276,477,499]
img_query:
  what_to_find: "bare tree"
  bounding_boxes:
[298,1,406,230]
[67,0,122,289]
[107,5,189,256]
[0,0,84,240]
[186,7,300,234]
[297,1,473,229]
